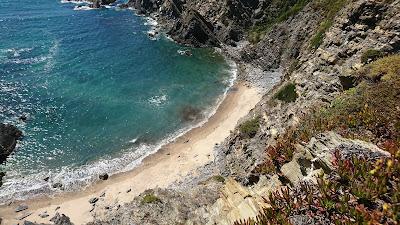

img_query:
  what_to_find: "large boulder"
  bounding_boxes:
[24,213,74,225]
[0,123,22,164]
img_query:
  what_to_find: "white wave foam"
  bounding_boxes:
[61,0,91,4]
[73,5,95,10]
[6,56,48,65]
[144,17,158,26]
[2,48,33,58]
[128,138,138,144]
[148,94,167,106]
[44,40,59,72]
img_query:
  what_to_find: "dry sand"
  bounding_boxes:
[0,82,261,225]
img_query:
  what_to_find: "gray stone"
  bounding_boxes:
[89,197,99,204]
[16,212,32,220]
[15,205,28,212]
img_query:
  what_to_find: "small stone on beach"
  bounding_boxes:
[16,212,32,220]
[39,212,49,218]
[89,197,99,204]
[15,205,28,212]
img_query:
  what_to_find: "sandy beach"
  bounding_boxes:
[0,82,261,225]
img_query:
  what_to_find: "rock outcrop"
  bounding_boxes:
[128,0,313,47]
[24,213,74,225]
[0,123,22,164]
[88,181,223,225]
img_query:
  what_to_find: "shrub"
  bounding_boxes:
[239,117,261,138]
[211,175,225,183]
[248,0,311,44]
[310,19,333,48]
[141,194,161,204]
[274,83,298,103]
[360,54,400,81]
[361,49,384,64]
[277,0,311,23]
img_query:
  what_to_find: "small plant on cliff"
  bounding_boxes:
[239,116,261,138]
[141,194,161,204]
[361,49,385,64]
[358,54,400,82]
[274,83,298,103]
[211,175,226,183]
[248,0,311,44]
[310,0,347,49]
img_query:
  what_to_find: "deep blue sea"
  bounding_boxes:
[0,0,234,201]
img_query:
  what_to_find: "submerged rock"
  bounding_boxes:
[0,123,23,164]
[179,105,202,122]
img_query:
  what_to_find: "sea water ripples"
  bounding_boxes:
[0,0,234,204]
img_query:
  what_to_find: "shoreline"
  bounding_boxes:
[0,81,261,225]
[0,54,237,204]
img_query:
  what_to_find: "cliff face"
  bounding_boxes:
[89,0,400,224]
[128,0,312,47]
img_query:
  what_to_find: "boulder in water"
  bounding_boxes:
[52,182,63,189]
[0,123,22,164]
[99,173,109,180]
[0,171,5,187]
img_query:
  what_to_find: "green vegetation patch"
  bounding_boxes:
[248,0,311,44]
[211,175,225,183]
[274,83,298,103]
[359,54,400,81]
[310,0,347,49]
[277,0,311,23]
[361,49,385,64]
[141,194,161,204]
[239,116,261,138]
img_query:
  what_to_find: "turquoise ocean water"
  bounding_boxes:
[0,0,234,202]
